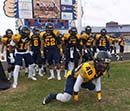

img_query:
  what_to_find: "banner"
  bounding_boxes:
[3,0,76,20]
[24,18,69,30]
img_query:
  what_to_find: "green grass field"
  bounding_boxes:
[0,61,130,111]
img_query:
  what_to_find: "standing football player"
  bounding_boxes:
[10,26,37,88]
[1,29,15,80]
[62,27,82,77]
[40,23,62,80]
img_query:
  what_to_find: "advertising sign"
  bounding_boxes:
[24,18,69,30]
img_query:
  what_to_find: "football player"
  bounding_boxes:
[30,27,43,76]
[95,28,110,52]
[117,36,125,60]
[40,23,62,80]
[42,51,111,105]
[1,29,15,80]
[81,26,95,62]
[62,27,82,77]
[10,26,37,88]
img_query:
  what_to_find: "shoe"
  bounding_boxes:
[12,84,17,88]
[39,73,43,77]
[28,76,37,80]
[8,77,12,80]
[57,76,61,80]
[42,94,52,105]
[48,76,55,80]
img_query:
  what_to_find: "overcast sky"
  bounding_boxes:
[82,0,130,27]
[0,0,130,35]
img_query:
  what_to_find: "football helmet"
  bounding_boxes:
[94,51,111,72]
[85,26,91,34]
[100,28,107,36]
[45,22,54,33]
[5,29,13,37]
[70,27,77,35]
[32,27,40,35]
[19,26,30,37]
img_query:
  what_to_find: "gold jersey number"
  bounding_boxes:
[34,39,38,46]
[19,43,28,50]
[45,38,56,46]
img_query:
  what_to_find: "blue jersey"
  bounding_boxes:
[40,30,61,50]
[12,34,31,52]
[30,35,41,51]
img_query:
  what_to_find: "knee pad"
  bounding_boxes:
[56,93,72,102]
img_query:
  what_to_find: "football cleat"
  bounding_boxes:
[42,94,52,105]
[57,76,61,80]
[39,73,43,77]
[48,76,55,80]
[28,76,37,80]
[12,84,17,88]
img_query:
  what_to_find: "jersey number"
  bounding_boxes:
[86,66,93,75]
[34,40,38,46]
[45,38,55,46]
[19,43,28,50]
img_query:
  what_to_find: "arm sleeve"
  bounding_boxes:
[73,74,84,92]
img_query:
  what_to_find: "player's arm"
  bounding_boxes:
[73,74,84,102]
[106,35,111,51]
[1,36,8,59]
[40,37,45,57]
[1,43,5,60]
[9,39,16,53]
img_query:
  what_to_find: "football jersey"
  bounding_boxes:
[96,34,110,47]
[81,33,94,47]
[12,34,31,52]
[62,33,82,48]
[1,35,12,51]
[30,34,41,51]
[40,30,61,49]
[66,61,105,83]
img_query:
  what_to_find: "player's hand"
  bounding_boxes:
[41,50,44,58]
[3,0,17,17]
[96,48,100,52]
[9,57,15,63]
[1,53,5,60]
[29,51,33,56]
[97,98,107,103]
[1,56,5,60]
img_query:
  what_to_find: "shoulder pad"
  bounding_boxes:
[53,30,60,36]
[40,31,46,38]
[12,34,21,42]
[106,35,110,39]
[1,36,8,44]
[81,33,88,39]
[63,33,70,40]
[76,34,81,39]
[95,34,101,39]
